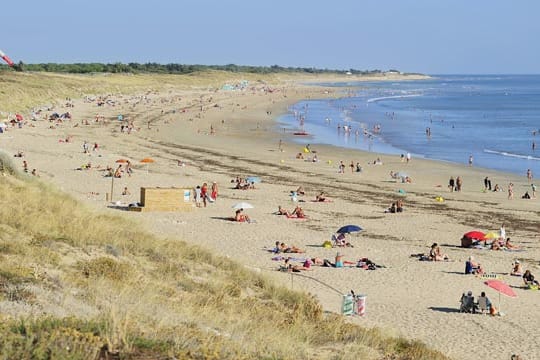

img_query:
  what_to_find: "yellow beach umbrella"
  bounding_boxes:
[484,232,499,240]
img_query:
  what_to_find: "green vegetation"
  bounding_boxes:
[0,62,388,75]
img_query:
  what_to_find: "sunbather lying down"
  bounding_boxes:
[287,205,306,218]
[269,241,304,253]
[281,257,312,272]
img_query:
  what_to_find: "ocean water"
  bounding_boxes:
[279,75,540,176]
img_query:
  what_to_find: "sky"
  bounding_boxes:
[2,0,540,74]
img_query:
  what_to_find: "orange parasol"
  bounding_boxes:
[140,158,155,163]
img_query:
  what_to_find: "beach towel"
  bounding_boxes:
[286,215,308,220]
[271,256,306,262]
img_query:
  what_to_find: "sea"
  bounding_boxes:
[279,75,540,176]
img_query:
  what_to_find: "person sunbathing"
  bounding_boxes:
[234,209,250,223]
[504,237,519,250]
[315,191,327,202]
[522,270,539,287]
[296,186,305,195]
[333,233,353,247]
[279,242,304,253]
[276,206,290,216]
[511,260,523,276]
[283,257,310,272]
[465,256,484,275]
[290,205,306,218]
[491,240,502,250]
[429,243,449,261]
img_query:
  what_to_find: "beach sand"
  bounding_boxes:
[1,74,538,360]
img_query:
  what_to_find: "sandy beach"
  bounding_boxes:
[1,73,538,360]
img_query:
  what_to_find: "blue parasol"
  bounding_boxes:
[336,225,363,234]
[246,176,261,183]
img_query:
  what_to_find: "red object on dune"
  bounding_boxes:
[0,49,14,67]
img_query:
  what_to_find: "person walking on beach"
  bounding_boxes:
[406,152,411,163]
[483,176,492,191]
[201,182,208,207]
[531,183,537,198]
[82,141,89,154]
[468,155,473,166]
[526,169,533,183]
[194,185,202,207]
[211,181,219,201]
[449,176,455,192]
[456,176,463,192]
[508,182,514,199]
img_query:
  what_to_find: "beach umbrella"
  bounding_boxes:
[140,157,155,173]
[396,171,408,178]
[463,231,485,240]
[337,225,363,234]
[232,202,253,210]
[484,279,517,316]
[484,232,499,240]
[246,176,261,184]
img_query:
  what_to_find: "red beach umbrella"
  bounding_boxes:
[463,231,485,240]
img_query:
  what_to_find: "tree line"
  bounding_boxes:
[0,62,393,75]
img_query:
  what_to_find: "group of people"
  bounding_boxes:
[385,199,404,213]
[448,176,463,192]
[276,205,306,218]
[459,290,496,315]
[195,182,219,207]
[232,176,256,190]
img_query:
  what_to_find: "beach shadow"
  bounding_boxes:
[210,216,235,222]
[442,271,467,275]
[439,244,465,249]
[429,306,460,313]
[306,244,324,248]
[106,205,129,211]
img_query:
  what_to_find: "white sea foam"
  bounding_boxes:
[484,149,540,161]
[366,93,423,103]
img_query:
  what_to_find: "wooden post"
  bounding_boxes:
[110,175,114,202]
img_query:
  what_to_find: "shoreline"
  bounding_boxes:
[1,72,538,360]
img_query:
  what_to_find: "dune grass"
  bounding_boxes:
[0,152,450,359]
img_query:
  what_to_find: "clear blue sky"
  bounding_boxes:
[3,0,539,74]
